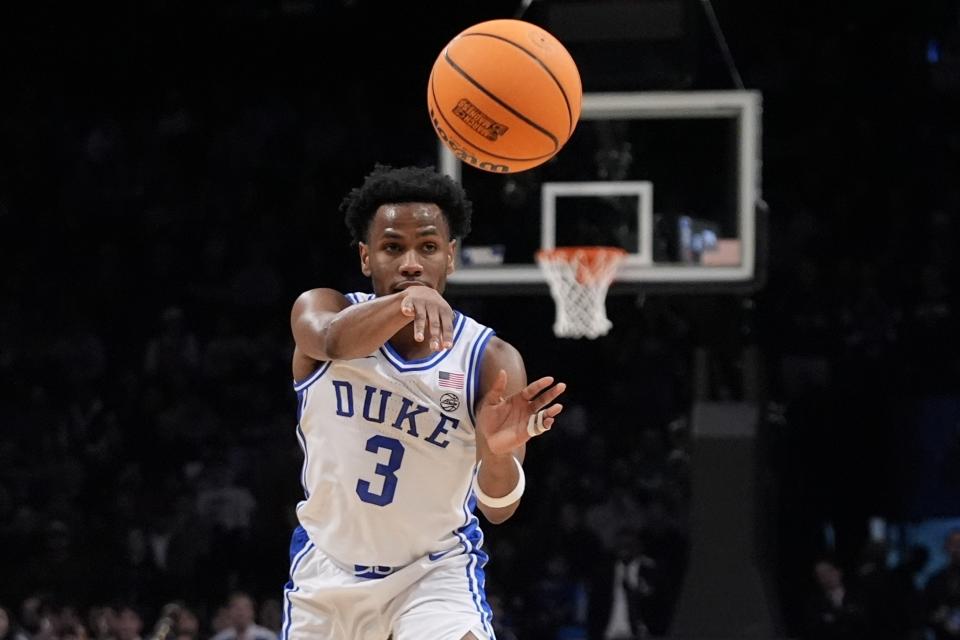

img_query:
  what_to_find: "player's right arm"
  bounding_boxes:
[291,286,455,373]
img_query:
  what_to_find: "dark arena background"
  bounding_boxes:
[1,1,959,639]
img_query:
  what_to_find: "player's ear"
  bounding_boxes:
[446,239,457,275]
[359,242,371,277]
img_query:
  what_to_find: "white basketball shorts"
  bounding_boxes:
[281,526,495,640]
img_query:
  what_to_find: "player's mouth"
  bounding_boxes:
[393,280,432,292]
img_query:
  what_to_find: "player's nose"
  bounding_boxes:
[399,250,423,276]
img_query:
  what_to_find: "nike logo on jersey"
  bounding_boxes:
[428,549,453,561]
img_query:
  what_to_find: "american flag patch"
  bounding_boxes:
[438,371,465,389]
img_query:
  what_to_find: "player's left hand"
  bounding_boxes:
[476,370,566,455]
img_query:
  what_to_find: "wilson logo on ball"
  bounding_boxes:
[452,99,509,141]
[430,107,511,173]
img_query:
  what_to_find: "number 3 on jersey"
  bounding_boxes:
[356,435,405,506]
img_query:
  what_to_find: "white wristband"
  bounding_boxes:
[473,456,525,508]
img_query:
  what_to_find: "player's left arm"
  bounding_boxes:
[474,336,566,524]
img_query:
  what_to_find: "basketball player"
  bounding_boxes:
[283,164,567,640]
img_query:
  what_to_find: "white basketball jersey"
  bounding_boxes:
[293,292,495,569]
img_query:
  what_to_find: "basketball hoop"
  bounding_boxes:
[535,246,627,339]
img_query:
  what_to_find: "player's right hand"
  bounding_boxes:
[398,286,455,351]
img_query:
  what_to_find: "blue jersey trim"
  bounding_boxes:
[295,422,309,499]
[295,387,310,497]
[466,328,496,427]
[378,312,466,372]
[293,361,331,391]
[456,474,492,637]
[287,525,311,564]
[346,291,376,305]
[281,527,315,640]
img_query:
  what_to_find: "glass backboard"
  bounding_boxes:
[440,90,763,294]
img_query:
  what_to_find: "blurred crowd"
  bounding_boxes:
[795,531,960,640]
[0,592,282,640]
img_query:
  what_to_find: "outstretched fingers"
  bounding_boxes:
[537,402,565,429]
[521,376,555,401]
[531,380,567,409]
[543,402,564,419]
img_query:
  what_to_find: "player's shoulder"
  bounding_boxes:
[475,334,527,396]
[292,287,347,307]
[292,288,370,312]
[480,335,523,372]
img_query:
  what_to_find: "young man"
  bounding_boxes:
[283,165,566,640]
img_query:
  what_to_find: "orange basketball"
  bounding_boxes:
[427,19,582,174]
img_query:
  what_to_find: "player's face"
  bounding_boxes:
[359,202,456,296]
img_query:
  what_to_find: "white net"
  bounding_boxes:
[535,247,627,339]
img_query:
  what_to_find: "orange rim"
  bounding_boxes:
[535,246,627,284]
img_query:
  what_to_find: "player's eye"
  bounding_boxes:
[383,243,402,253]
[422,242,438,253]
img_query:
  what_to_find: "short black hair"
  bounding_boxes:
[340,164,472,245]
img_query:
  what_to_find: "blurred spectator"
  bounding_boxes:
[803,557,868,640]
[55,606,89,640]
[925,530,960,640]
[852,539,911,640]
[588,528,657,640]
[888,544,929,640]
[18,596,50,639]
[196,464,257,535]
[487,593,521,640]
[194,463,259,602]
[256,599,282,636]
[0,605,29,640]
[528,554,587,640]
[227,241,284,320]
[150,496,212,604]
[154,390,222,458]
[20,520,90,600]
[210,593,277,640]
[114,605,144,640]
[637,501,688,636]
[173,605,201,640]
[210,607,230,637]
[552,502,605,583]
[86,606,116,640]
[143,306,201,390]
[113,526,163,607]
[585,486,648,552]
